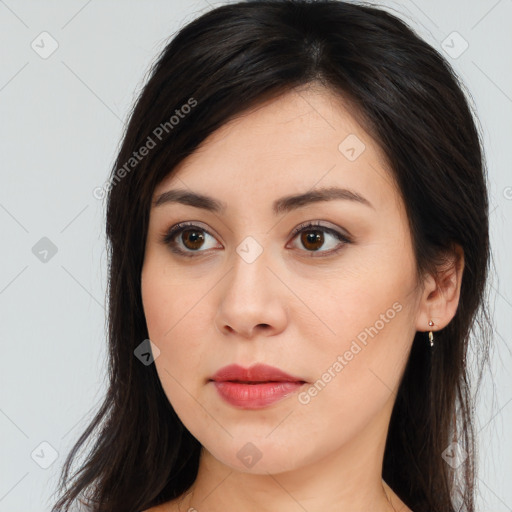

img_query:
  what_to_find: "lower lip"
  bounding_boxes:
[212,381,305,409]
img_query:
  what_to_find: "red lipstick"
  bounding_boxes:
[209,363,306,409]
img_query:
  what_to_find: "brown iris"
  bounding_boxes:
[181,229,205,250]
[301,230,324,251]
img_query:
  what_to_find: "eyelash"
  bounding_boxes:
[161,221,352,258]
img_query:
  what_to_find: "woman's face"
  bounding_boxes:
[141,87,426,474]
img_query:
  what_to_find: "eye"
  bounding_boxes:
[161,222,221,257]
[288,221,351,256]
[161,220,352,258]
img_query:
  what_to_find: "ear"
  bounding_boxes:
[415,244,465,333]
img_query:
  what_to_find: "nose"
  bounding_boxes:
[214,247,289,339]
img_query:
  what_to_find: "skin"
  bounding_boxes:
[141,84,464,512]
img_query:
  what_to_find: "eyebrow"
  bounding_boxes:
[153,186,374,214]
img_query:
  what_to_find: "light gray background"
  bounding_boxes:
[0,0,510,510]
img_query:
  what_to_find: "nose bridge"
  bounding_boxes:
[228,237,274,303]
[215,236,288,337]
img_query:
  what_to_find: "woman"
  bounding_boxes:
[51,1,493,511]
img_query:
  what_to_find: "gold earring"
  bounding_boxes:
[428,320,434,347]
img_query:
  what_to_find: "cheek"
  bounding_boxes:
[294,307,413,450]
[141,262,170,341]
[150,308,210,433]
[143,277,207,380]
[306,263,415,404]
[141,255,210,344]
[141,263,207,401]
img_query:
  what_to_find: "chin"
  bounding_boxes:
[203,436,314,476]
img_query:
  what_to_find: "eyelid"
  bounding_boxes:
[289,220,351,240]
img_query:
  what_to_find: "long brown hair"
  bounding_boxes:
[51,1,494,511]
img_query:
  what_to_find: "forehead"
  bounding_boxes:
[154,88,399,214]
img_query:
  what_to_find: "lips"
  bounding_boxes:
[209,363,307,409]
[209,363,306,384]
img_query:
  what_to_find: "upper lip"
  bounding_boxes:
[210,363,306,383]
